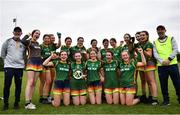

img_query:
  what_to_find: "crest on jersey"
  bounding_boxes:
[73,69,83,79]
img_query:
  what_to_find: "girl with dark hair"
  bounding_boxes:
[87,39,101,60]
[87,39,99,53]
[70,37,87,62]
[139,31,158,105]
[22,29,42,109]
[121,33,136,59]
[100,39,110,61]
[39,34,54,104]
[109,38,122,62]
[134,32,147,100]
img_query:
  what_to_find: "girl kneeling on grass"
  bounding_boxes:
[86,50,103,104]
[70,52,87,105]
[119,48,146,106]
[43,51,70,107]
[101,51,119,104]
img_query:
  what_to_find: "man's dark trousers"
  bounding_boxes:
[3,68,23,106]
[158,64,180,103]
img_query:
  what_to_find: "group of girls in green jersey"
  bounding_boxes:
[22,30,158,109]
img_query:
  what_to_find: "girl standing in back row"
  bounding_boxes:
[21,29,42,110]
[39,34,52,104]
[139,31,158,105]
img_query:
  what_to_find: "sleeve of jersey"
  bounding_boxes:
[131,59,137,68]
[21,35,30,46]
[134,59,138,66]
[52,60,58,67]
[144,42,152,51]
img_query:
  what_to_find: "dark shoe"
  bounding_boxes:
[147,96,153,104]
[3,105,8,111]
[39,97,44,103]
[42,99,51,104]
[140,95,148,103]
[14,103,20,109]
[134,95,139,99]
[151,100,159,106]
[161,101,170,106]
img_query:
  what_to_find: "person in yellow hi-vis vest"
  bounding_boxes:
[153,25,180,106]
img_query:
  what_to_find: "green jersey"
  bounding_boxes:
[140,41,156,62]
[119,59,137,87]
[103,60,118,88]
[87,47,99,54]
[52,60,70,80]
[61,45,71,55]
[86,60,101,82]
[40,44,53,60]
[70,45,87,62]
[100,48,110,61]
[109,46,121,62]
[70,62,86,90]
[121,45,128,52]
[136,52,142,62]
[134,43,142,61]
[49,43,58,52]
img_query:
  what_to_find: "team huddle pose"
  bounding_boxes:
[1,25,180,110]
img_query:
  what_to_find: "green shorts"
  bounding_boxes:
[70,79,86,90]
